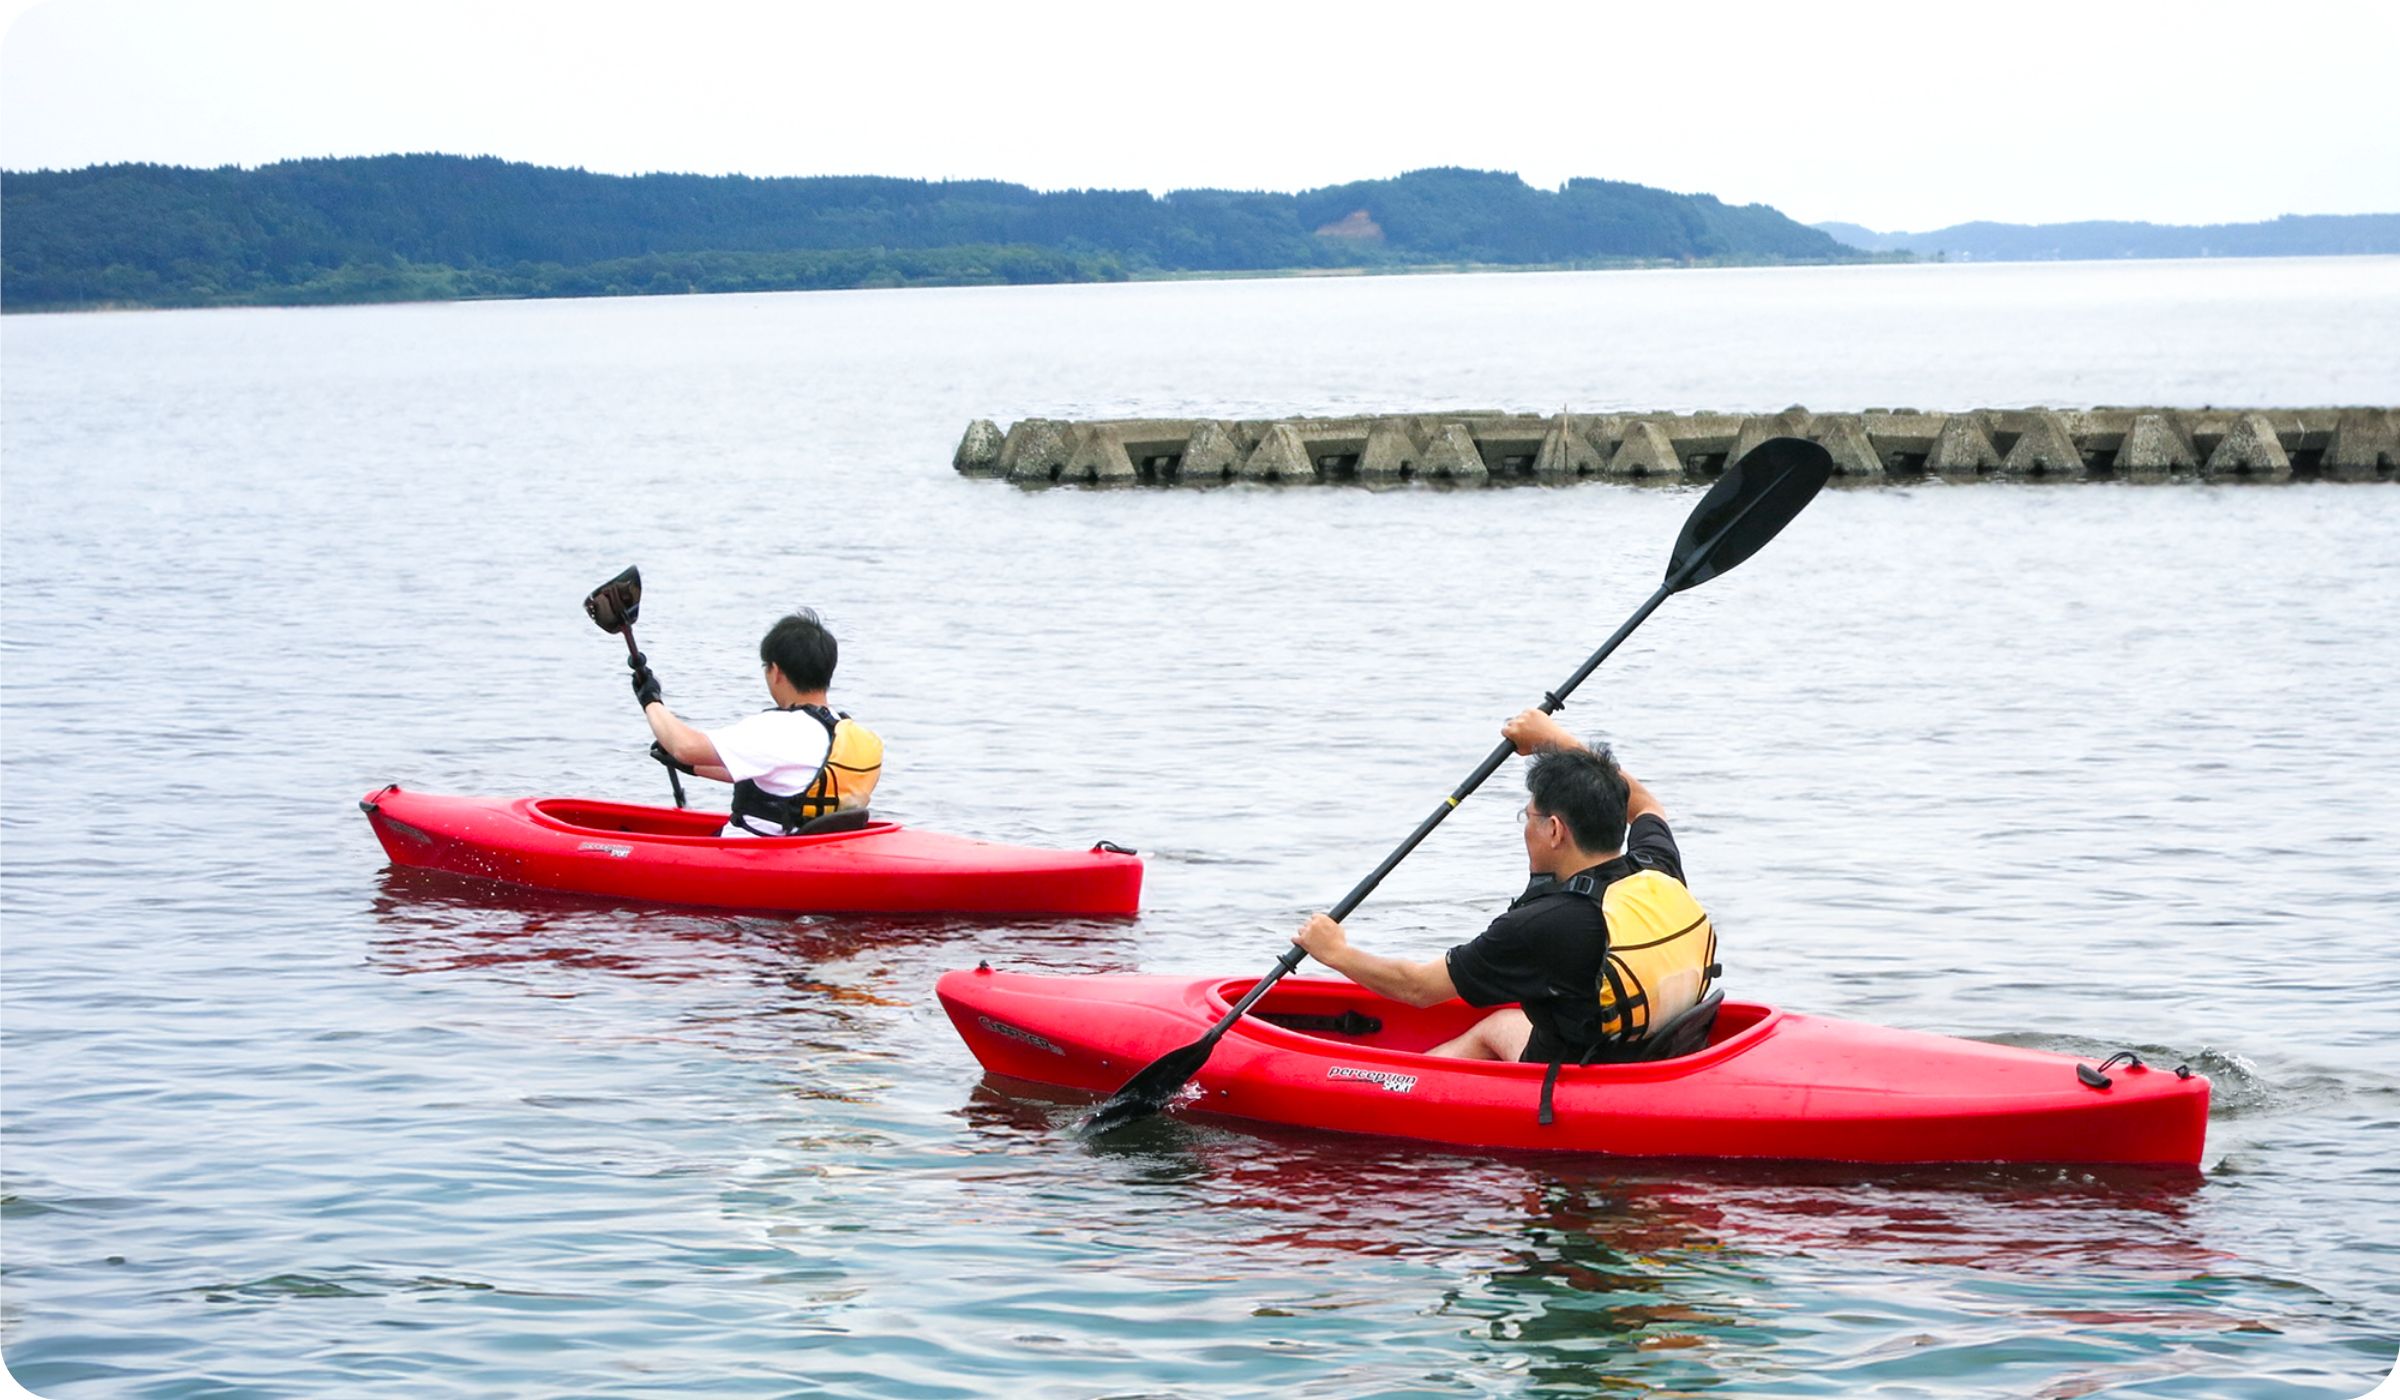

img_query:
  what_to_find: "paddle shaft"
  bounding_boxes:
[1211,579,1678,1041]
[618,623,686,810]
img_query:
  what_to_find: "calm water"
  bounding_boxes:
[5,259,2399,1397]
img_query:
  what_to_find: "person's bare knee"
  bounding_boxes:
[1432,1008,1531,1061]
[1475,1008,1533,1062]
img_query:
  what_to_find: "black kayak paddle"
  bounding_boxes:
[1082,435,1836,1137]
[583,565,686,810]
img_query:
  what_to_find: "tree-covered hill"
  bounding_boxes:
[0,155,1859,310]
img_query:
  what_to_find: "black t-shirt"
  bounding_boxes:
[1445,814,1685,1063]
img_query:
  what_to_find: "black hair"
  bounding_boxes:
[760,610,838,692]
[1524,745,1630,854]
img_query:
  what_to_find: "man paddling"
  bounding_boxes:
[634,609,883,837]
[1292,709,1715,1063]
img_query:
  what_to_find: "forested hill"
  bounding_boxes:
[1,155,1858,311]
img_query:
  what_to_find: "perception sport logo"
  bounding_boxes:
[978,1015,1067,1056]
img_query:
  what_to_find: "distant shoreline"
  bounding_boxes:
[1813,211,2400,263]
[0,249,1898,316]
[15,247,2400,316]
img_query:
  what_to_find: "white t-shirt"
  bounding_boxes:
[708,709,835,838]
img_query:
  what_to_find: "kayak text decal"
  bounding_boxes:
[576,841,634,859]
[979,1015,1066,1056]
[1328,1066,1417,1094]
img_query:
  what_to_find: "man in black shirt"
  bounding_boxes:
[1292,708,1693,1063]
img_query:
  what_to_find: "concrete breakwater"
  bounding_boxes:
[954,407,2400,485]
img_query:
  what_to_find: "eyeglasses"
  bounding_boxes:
[1516,804,1552,828]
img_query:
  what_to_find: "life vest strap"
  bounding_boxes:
[1609,910,1711,953]
[1596,955,1645,1041]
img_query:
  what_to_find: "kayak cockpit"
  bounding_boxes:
[526,797,896,844]
[1217,977,1776,1065]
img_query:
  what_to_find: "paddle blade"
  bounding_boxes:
[584,566,642,634]
[1082,1036,1215,1138]
[1664,437,1833,593]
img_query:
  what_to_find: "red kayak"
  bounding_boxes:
[361,786,1143,916]
[938,967,2210,1167]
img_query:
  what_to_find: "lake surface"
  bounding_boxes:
[5,258,2398,1397]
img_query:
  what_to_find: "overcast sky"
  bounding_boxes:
[4,0,2396,232]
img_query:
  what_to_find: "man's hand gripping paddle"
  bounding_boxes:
[1082,436,1835,1137]
[583,566,686,810]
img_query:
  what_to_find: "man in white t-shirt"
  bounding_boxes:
[635,609,882,837]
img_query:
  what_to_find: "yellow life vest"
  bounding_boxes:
[1578,865,1717,1045]
[795,715,883,819]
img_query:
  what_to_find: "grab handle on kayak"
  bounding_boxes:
[2078,1050,2146,1090]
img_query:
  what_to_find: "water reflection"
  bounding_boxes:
[957,1077,2231,1390]
[364,867,1143,984]
[962,1078,2208,1262]
[360,870,1151,1095]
